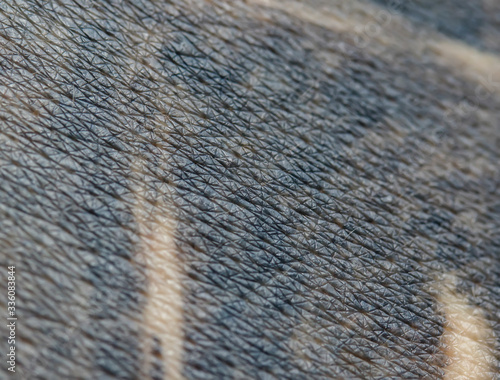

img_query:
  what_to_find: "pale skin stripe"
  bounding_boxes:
[429,40,500,96]
[436,273,496,380]
[132,163,184,380]
[248,0,500,96]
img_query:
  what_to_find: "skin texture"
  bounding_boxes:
[0,0,499,379]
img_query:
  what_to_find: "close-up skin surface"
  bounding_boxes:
[0,0,499,379]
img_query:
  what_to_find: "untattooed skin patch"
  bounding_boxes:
[436,274,496,380]
[132,158,184,380]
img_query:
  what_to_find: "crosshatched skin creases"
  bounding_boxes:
[0,0,499,379]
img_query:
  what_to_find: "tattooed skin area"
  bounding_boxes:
[0,0,499,379]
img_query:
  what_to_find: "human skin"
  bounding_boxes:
[0,0,499,379]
